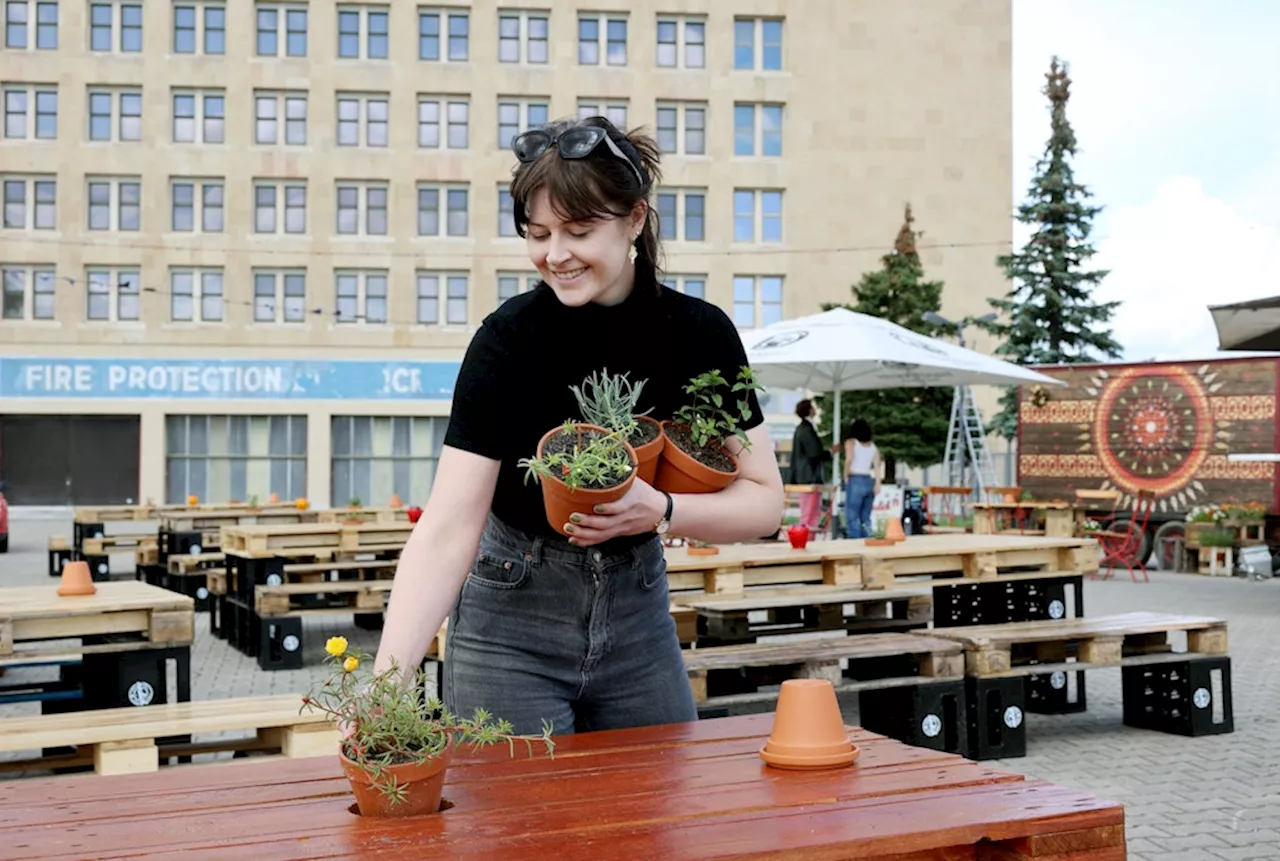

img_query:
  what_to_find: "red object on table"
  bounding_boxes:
[786,523,810,549]
[0,714,1126,860]
[406,506,423,523]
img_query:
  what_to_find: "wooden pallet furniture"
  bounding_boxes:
[970,500,1080,538]
[219,522,413,556]
[682,632,964,709]
[0,694,337,776]
[0,713,1127,860]
[680,584,931,644]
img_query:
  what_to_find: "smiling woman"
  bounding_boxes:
[371,115,784,739]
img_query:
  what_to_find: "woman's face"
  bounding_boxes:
[524,188,643,308]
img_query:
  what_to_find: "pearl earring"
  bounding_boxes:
[628,243,638,264]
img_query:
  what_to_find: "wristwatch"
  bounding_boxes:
[654,491,674,534]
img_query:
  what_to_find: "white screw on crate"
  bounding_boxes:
[282,634,300,652]
[921,713,942,738]
[128,680,155,707]
[1003,706,1024,729]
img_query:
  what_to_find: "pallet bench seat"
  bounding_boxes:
[682,631,964,708]
[0,694,337,776]
[680,584,931,643]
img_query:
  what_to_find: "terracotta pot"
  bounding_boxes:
[687,545,720,556]
[865,538,895,546]
[654,421,738,494]
[760,679,858,770]
[787,524,810,549]
[341,738,455,818]
[535,423,637,537]
[883,517,906,543]
[631,416,665,486]
[1004,492,1019,504]
[57,560,97,597]
[268,492,280,503]
[389,494,403,507]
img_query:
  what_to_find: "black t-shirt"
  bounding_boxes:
[443,276,765,538]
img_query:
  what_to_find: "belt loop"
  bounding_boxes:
[528,535,543,565]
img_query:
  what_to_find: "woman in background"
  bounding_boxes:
[843,418,881,538]
[786,399,829,530]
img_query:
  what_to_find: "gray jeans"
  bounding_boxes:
[443,514,697,737]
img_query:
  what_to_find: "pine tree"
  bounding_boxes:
[816,204,953,482]
[979,56,1122,440]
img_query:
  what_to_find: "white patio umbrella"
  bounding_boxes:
[743,307,1067,478]
[1208,295,1280,352]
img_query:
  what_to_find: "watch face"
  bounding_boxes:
[656,521,670,534]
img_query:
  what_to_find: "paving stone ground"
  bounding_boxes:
[3,512,1279,858]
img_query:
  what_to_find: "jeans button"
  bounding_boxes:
[592,550,602,562]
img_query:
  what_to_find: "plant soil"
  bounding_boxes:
[542,427,633,490]
[627,419,661,449]
[666,423,735,473]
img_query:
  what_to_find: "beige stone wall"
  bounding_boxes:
[0,0,1013,503]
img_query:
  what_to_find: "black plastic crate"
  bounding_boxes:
[1122,656,1233,737]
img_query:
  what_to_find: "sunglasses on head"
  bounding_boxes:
[512,124,645,186]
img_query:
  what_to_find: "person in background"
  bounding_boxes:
[843,418,881,538]
[786,399,829,530]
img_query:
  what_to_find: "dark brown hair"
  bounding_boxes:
[510,115,665,288]
[795,399,814,419]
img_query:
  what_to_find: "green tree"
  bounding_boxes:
[815,204,953,482]
[979,56,1122,440]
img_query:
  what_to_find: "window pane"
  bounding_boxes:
[734,19,754,69]
[734,105,755,156]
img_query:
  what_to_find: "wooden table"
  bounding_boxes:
[970,501,1084,538]
[0,714,1127,859]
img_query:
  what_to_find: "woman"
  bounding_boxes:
[787,399,829,529]
[372,116,784,737]
[843,419,881,538]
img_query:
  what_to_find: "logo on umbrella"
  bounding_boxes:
[752,331,809,350]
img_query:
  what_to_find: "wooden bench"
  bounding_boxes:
[0,694,337,776]
[682,632,964,708]
[681,584,931,643]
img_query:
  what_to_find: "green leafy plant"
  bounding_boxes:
[674,366,766,451]
[246,493,259,508]
[864,517,888,540]
[1199,528,1237,548]
[518,421,635,491]
[301,636,555,807]
[348,496,362,508]
[570,368,651,441]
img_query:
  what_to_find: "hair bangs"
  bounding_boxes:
[512,153,633,236]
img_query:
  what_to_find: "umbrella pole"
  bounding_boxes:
[831,390,842,538]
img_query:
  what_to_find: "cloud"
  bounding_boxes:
[1089,176,1280,360]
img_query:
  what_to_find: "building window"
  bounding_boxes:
[331,416,447,510]
[734,18,783,71]
[253,269,307,323]
[417,95,468,148]
[655,16,704,68]
[1,265,55,320]
[336,92,388,147]
[6,0,58,49]
[496,272,538,307]
[172,90,225,143]
[654,101,705,156]
[733,189,783,243]
[337,4,387,59]
[86,177,140,231]
[335,269,388,324]
[664,274,706,301]
[87,88,139,141]
[577,100,627,128]
[732,275,783,328]
[170,268,224,322]
[255,3,306,56]
[170,178,223,232]
[254,91,306,145]
[578,12,626,65]
[172,2,225,54]
[416,183,468,236]
[166,414,308,505]
[254,180,306,234]
[734,103,783,156]
[416,270,467,326]
[497,9,547,64]
[496,186,516,237]
[655,188,705,242]
[4,85,56,140]
[89,0,140,52]
[2,175,55,229]
[85,266,140,321]
[497,98,548,149]
[335,182,389,236]
[418,7,467,61]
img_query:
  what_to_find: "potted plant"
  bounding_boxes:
[655,367,766,494]
[570,369,664,486]
[246,493,261,512]
[344,496,364,525]
[302,636,555,818]
[864,517,894,546]
[518,420,637,537]
[687,538,720,556]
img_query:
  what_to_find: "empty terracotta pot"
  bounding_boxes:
[883,516,906,543]
[631,416,665,486]
[57,560,97,597]
[760,678,858,770]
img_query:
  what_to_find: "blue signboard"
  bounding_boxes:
[0,357,462,401]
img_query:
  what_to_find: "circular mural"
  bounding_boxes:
[1092,366,1214,496]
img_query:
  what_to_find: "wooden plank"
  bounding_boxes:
[254,580,394,616]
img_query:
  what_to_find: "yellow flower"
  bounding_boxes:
[343,656,359,673]
[325,636,349,657]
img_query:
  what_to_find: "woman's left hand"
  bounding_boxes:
[563,480,665,547]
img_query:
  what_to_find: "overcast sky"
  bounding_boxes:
[1012,0,1280,361]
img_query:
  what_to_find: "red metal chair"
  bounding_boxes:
[1092,490,1155,582]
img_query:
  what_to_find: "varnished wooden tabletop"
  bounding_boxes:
[0,713,1125,860]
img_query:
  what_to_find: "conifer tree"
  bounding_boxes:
[979,56,1122,439]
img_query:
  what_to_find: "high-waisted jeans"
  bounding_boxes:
[443,514,697,737]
